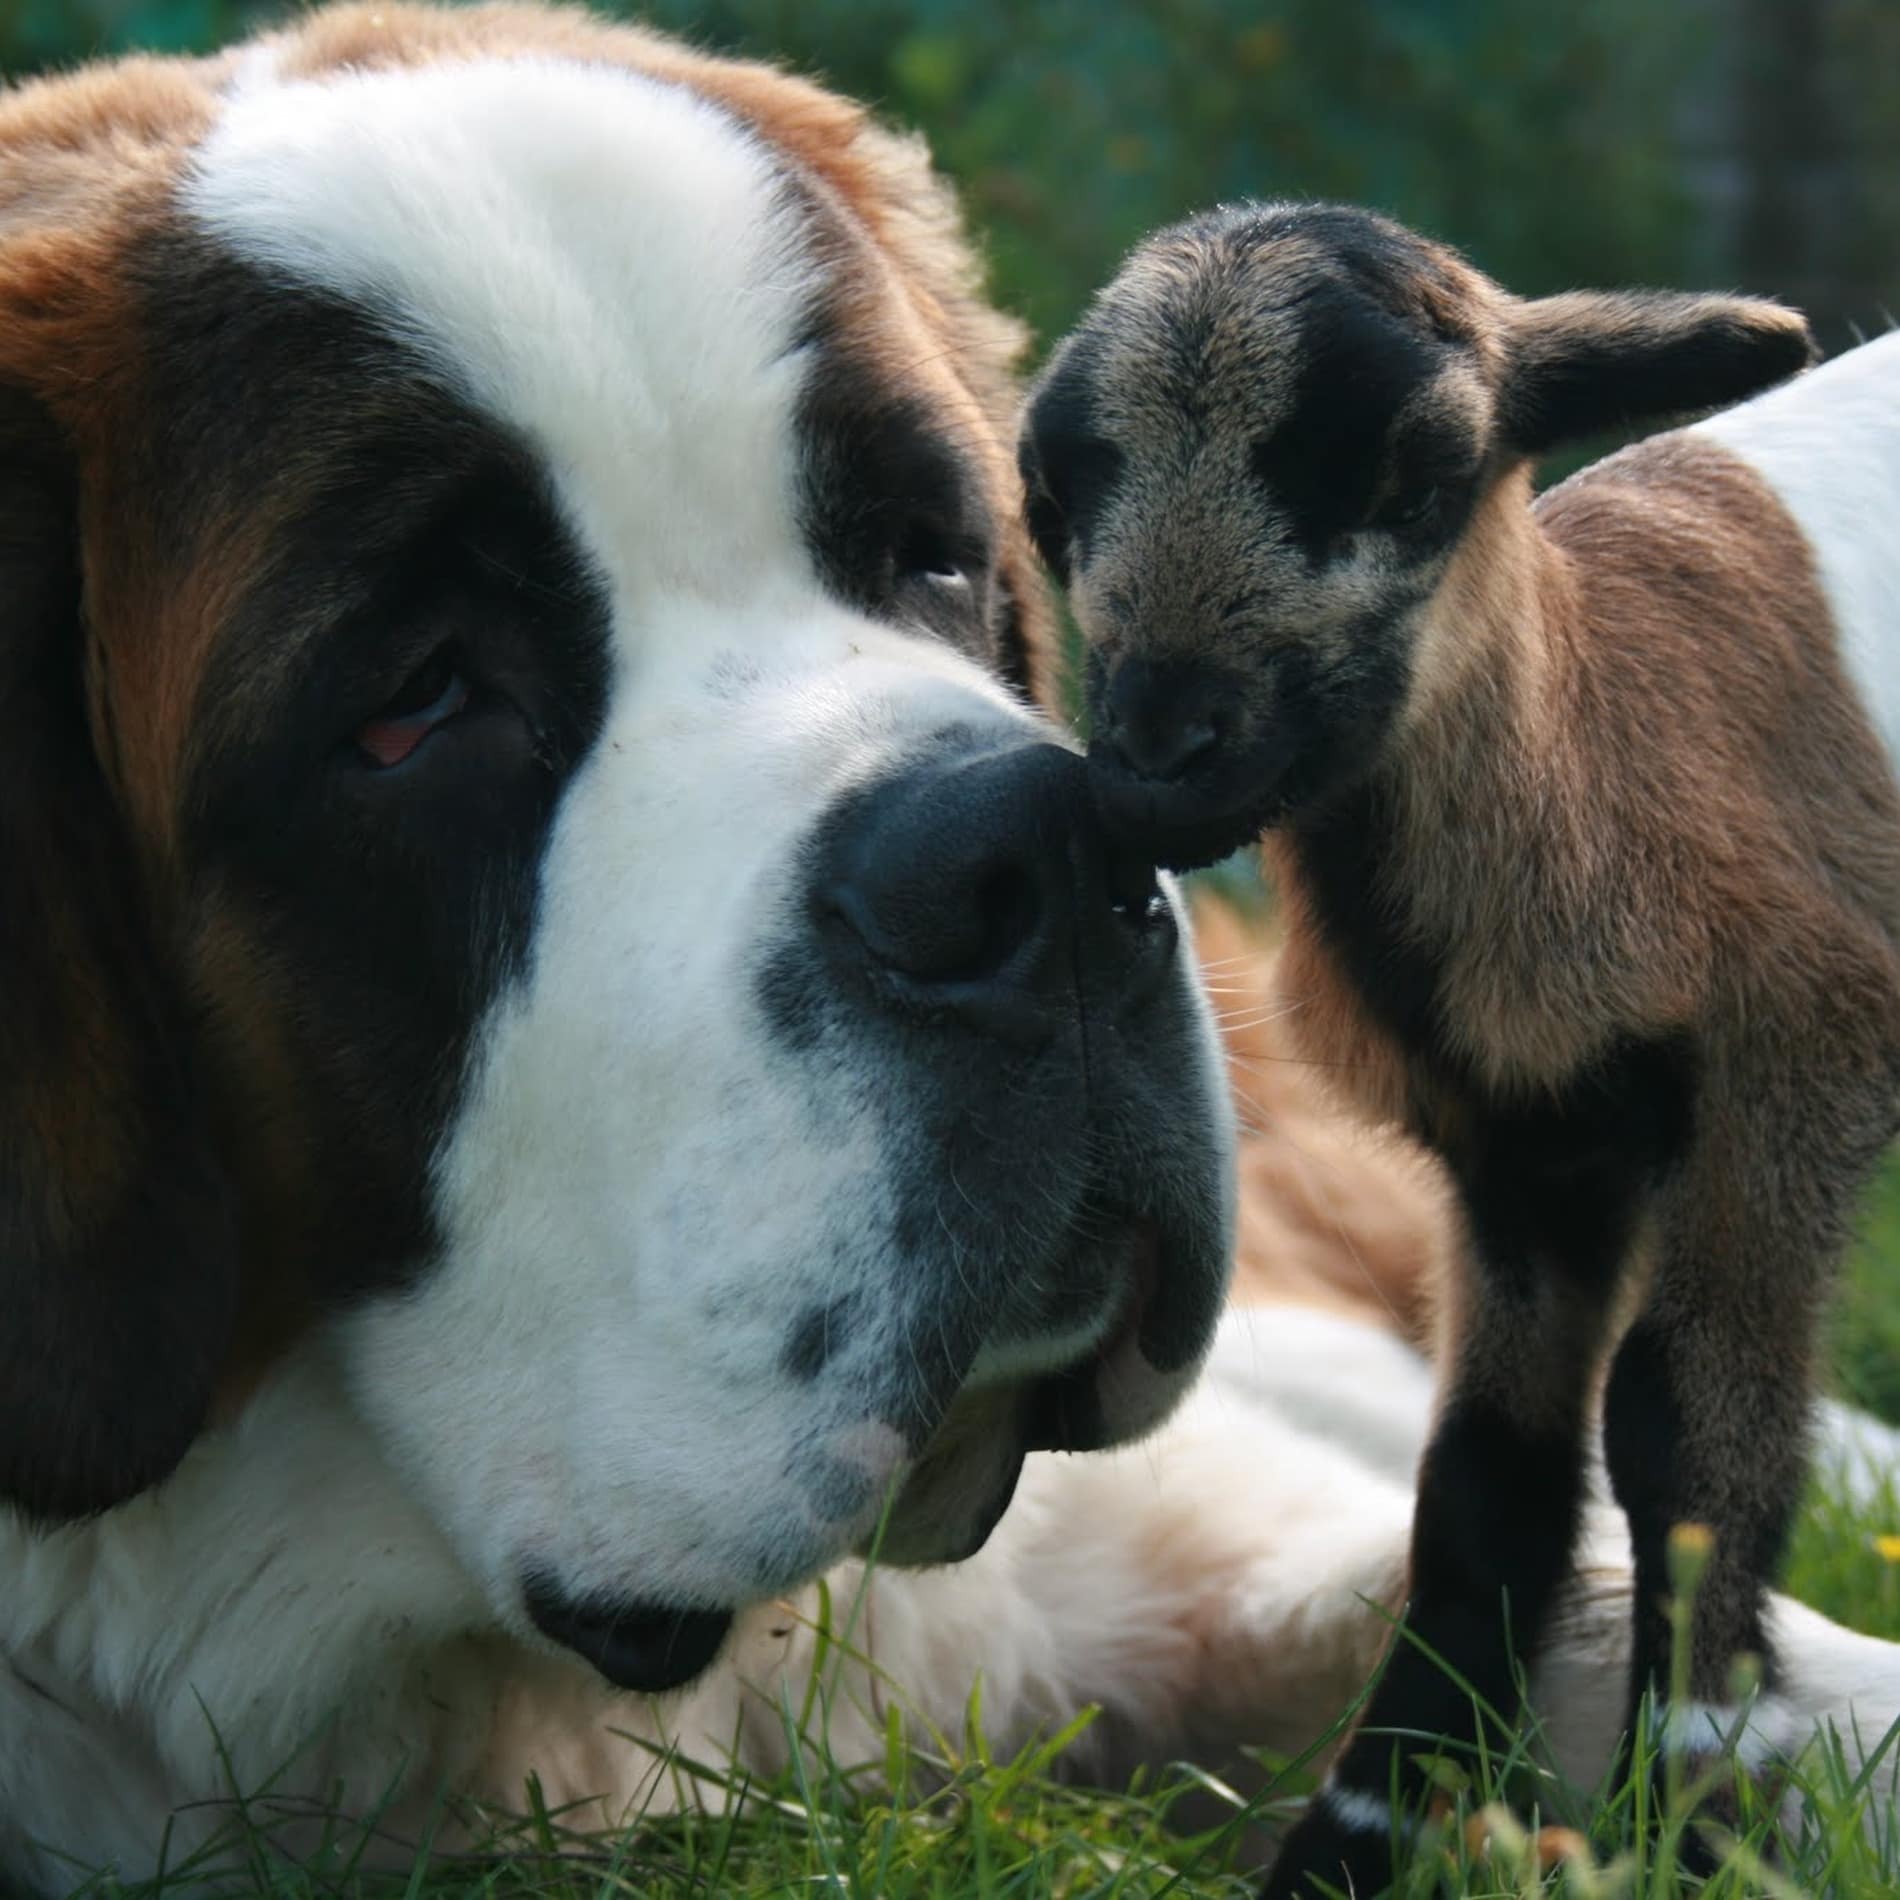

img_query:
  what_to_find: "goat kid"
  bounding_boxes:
[1020,202,1900,1895]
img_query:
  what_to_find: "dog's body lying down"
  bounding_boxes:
[10,915,1900,1887]
[13,1253,1900,1883]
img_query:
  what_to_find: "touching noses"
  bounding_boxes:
[1084,655,1276,873]
[815,737,1178,1040]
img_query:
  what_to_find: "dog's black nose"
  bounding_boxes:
[1099,658,1229,783]
[817,739,1175,1041]
[523,1575,733,1693]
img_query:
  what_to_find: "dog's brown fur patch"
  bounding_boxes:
[1192,898,1446,1344]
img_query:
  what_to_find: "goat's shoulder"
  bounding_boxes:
[1534,428,1823,668]
[1689,332,1900,769]
[1533,422,1889,824]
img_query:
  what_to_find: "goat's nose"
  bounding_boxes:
[816,740,1176,1042]
[1100,658,1228,783]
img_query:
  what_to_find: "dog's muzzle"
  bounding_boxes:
[524,731,1232,1696]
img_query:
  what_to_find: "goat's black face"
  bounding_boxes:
[1026,200,1816,871]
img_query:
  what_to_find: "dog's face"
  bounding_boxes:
[0,13,1231,1694]
[1021,202,1815,870]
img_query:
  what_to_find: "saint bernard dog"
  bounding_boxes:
[3,5,1900,1891]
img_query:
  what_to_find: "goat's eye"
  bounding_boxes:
[1369,483,1443,532]
[356,649,470,768]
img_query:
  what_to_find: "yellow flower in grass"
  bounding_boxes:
[1667,1520,1715,1595]
[1872,1533,1900,1563]
[1457,1806,1599,1882]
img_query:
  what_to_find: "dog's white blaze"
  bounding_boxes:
[1693,330,1900,767]
[185,56,1045,1620]
[189,57,815,601]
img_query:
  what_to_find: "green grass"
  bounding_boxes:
[1833,1158,1900,1432]
[60,1164,1900,1900]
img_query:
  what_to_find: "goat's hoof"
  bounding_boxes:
[1261,1801,1399,1898]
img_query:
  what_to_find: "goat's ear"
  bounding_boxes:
[1500,290,1817,456]
[0,384,238,1521]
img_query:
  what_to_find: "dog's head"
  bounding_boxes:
[1021,201,1815,868]
[0,5,1232,1692]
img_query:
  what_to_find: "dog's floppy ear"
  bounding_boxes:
[1500,290,1818,456]
[0,383,238,1520]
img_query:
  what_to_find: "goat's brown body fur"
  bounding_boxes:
[1273,429,1900,1681]
[1275,439,1900,1115]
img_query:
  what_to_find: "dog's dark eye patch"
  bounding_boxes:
[136,242,612,1301]
[795,318,997,657]
[189,445,603,844]
[189,452,608,1292]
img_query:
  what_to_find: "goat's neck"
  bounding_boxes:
[1278,467,1591,1019]
[1382,466,1582,834]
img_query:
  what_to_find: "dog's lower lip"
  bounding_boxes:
[1025,1215,1160,1452]
[938,1444,1027,1562]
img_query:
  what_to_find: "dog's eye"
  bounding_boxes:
[356,649,470,768]
[894,519,974,593]
[1368,483,1443,532]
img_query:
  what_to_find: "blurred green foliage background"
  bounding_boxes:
[4,0,1897,360]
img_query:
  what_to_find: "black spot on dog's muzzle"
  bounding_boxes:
[522,1575,734,1693]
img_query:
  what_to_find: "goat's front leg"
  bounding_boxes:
[1262,1096,1644,1900]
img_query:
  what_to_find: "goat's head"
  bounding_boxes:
[1022,202,1816,868]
